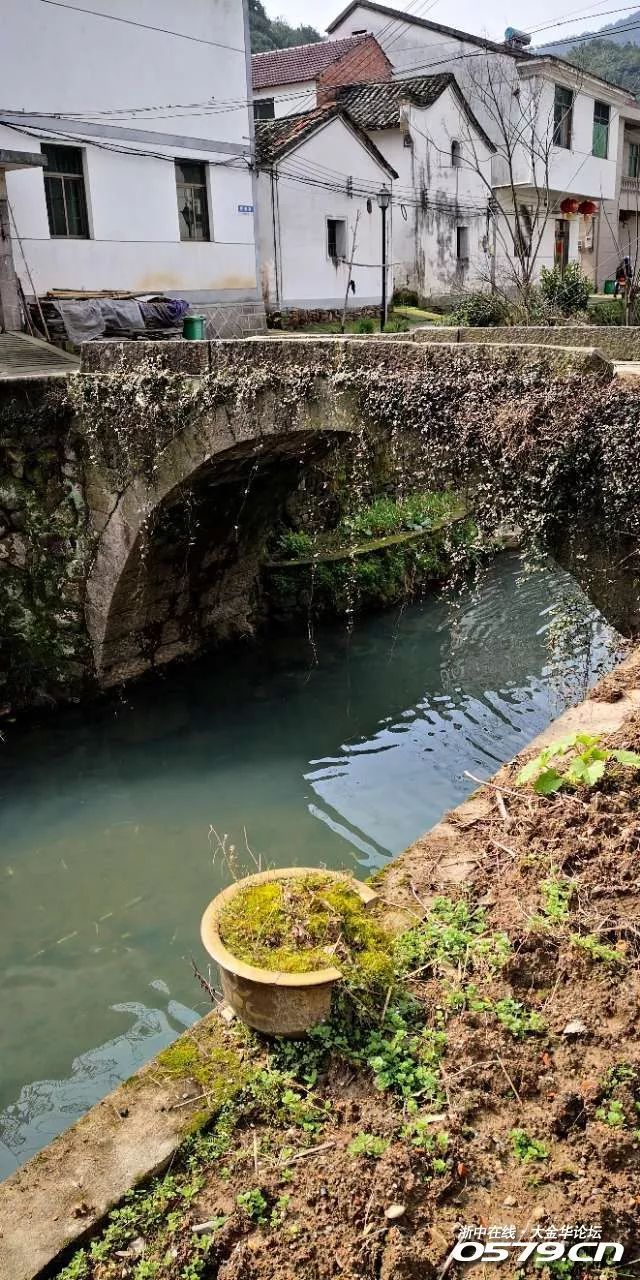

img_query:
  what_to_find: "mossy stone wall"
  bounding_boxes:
[0,336,634,712]
[0,379,91,711]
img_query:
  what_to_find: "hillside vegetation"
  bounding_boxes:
[568,37,640,93]
[249,0,321,52]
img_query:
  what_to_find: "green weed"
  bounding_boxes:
[495,998,545,1039]
[236,1188,269,1225]
[394,897,510,978]
[517,732,640,796]
[596,1099,626,1127]
[539,876,574,924]
[571,933,624,966]
[510,1129,550,1162]
[347,1133,390,1158]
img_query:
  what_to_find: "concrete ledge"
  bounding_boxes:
[412,323,640,362]
[0,1017,248,1280]
[79,336,615,381]
[2,648,639,1280]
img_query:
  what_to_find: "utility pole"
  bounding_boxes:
[376,186,391,332]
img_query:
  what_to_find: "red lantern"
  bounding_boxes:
[578,200,598,216]
[560,197,580,215]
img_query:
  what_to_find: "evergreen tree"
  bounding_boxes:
[248,0,321,53]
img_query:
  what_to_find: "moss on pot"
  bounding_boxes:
[218,874,392,977]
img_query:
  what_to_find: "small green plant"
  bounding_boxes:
[270,1193,291,1227]
[402,1120,449,1172]
[596,1098,626,1127]
[510,1129,550,1162]
[277,530,315,558]
[517,732,640,795]
[365,1026,446,1106]
[394,896,510,978]
[383,316,411,333]
[571,933,623,966]
[451,291,512,327]
[495,998,545,1039]
[356,316,376,334]
[347,1132,390,1158]
[540,263,592,316]
[538,875,574,925]
[58,1256,90,1280]
[591,299,623,325]
[236,1188,269,1225]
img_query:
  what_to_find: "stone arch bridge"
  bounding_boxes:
[0,336,612,711]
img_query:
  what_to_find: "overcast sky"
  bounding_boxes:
[263,0,620,46]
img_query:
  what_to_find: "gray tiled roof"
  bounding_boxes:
[337,74,453,129]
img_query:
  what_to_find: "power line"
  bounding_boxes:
[36,0,245,54]
[530,4,640,35]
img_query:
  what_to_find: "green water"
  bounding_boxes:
[0,555,622,1178]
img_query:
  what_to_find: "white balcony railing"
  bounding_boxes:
[621,176,640,192]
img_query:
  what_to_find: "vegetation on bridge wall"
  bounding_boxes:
[3,339,640,712]
[0,381,91,712]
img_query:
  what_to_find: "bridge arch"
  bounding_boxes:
[85,394,357,686]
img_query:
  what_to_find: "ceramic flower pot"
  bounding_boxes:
[200,867,377,1037]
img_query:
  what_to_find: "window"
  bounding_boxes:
[327,218,347,261]
[42,144,89,238]
[175,161,210,241]
[553,85,573,150]
[592,100,610,158]
[451,140,462,168]
[253,98,275,121]
[629,142,640,178]
[456,225,469,261]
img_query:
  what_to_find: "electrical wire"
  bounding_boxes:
[36,0,245,54]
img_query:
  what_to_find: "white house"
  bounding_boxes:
[1,0,264,337]
[255,106,398,318]
[582,98,640,290]
[327,1,634,286]
[336,76,494,300]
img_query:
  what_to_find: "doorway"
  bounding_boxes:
[554,219,570,273]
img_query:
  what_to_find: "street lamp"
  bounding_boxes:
[376,185,391,332]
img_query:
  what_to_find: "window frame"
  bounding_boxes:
[456,225,469,262]
[175,159,211,243]
[42,143,90,240]
[326,217,347,262]
[553,84,573,150]
[253,97,275,122]
[592,100,610,159]
[628,141,640,178]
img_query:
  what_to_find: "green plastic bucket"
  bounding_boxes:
[183,313,206,340]
[603,279,616,295]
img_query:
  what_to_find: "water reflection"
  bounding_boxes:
[0,555,622,1179]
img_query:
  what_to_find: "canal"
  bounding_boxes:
[0,553,623,1179]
